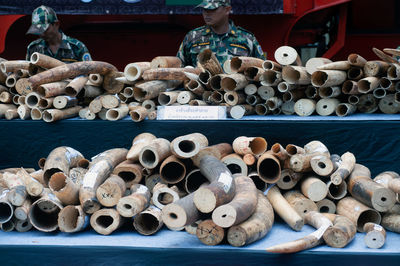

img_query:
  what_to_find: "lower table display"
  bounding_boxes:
[1,114,400,265]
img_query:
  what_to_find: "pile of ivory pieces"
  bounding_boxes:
[1,132,399,252]
[0,53,186,122]
[3,46,400,122]
[121,46,400,119]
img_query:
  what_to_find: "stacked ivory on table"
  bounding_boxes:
[0,53,129,122]
[228,46,400,117]
[1,133,399,251]
[130,46,400,119]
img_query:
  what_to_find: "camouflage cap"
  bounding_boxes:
[26,5,58,35]
[196,0,231,10]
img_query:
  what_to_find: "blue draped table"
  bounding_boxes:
[0,222,399,265]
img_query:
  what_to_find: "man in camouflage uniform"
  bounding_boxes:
[26,5,92,63]
[177,0,265,68]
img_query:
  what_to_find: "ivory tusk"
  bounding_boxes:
[170,133,208,159]
[90,208,123,235]
[282,66,310,85]
[133,205,163,236]
[35,81,68,97]
[294,98,316,116]
[266,186,304,231]
[79,148,128,213]
[96,175,126,207]
[316,198,336,214]
[212,176,257,228]
[221,153,248,176]
[337,197,381,232]
[220,73,248,91]
[15,219,33,232]
[336,103,357,116]
[42,106,82,122]
[311,70,347,87]
[139,138,171,169]
[277,169,303,190]
[347,66,364,80]
[152,183,181,209]
[266,211,332,253]
[330,152,356,185]
[150,56,182,68]
[284,190,318,218]
[372,48,398,64]
[262,60,282,71]
[197,49,223,75]
[363,60,390,77]
[257,152,281,183]
[28,188,63,232]
[259,69,281,86]
[274,46,301,66]
[348,172,396,212]
[0,186,13,224]
[58,205,88,233]
[117,184,150,218]
[113,160,143,187]
[230,56,264,73]
[196,219,225,246]
[142,67,201,81]
[159,155,186,184]
[227,191,274,246]
[2,172,27,206]
[381,212,400,233]
[162,190,200,230]
[322,213,356,248]
[30,52,64,69]
[301,176,328,202]
[43,146,84,186]
[193,155,235,213]
[245,66,266,82]
[28,61,117,92]
[105,104,129,121]
[191,143,232,167]
[17,168,43,197]
[363,222,386,248]
[0,60,30,73]
[317,61,351,71]
[126,133,156,162]
[184,169,209,193]
[347,53,367,67]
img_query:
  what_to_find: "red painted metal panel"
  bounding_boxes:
[0,15,23,54]
[283,0,296,14]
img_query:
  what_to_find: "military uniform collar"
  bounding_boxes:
[59,31,71,49]
[202,20,238,36]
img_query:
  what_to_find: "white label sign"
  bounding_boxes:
[157,106,226,120]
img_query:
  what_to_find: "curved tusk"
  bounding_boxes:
[266,211,332,253]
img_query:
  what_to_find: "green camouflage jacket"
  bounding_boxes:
[26,31,92,63]
[177,21,265,67]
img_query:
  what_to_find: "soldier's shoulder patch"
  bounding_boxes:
[192,25,207,32]
[236,26,255,37]
[82,53,92,61]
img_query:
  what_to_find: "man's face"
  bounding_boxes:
[40,22,59,42]
[202,6,231,27]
